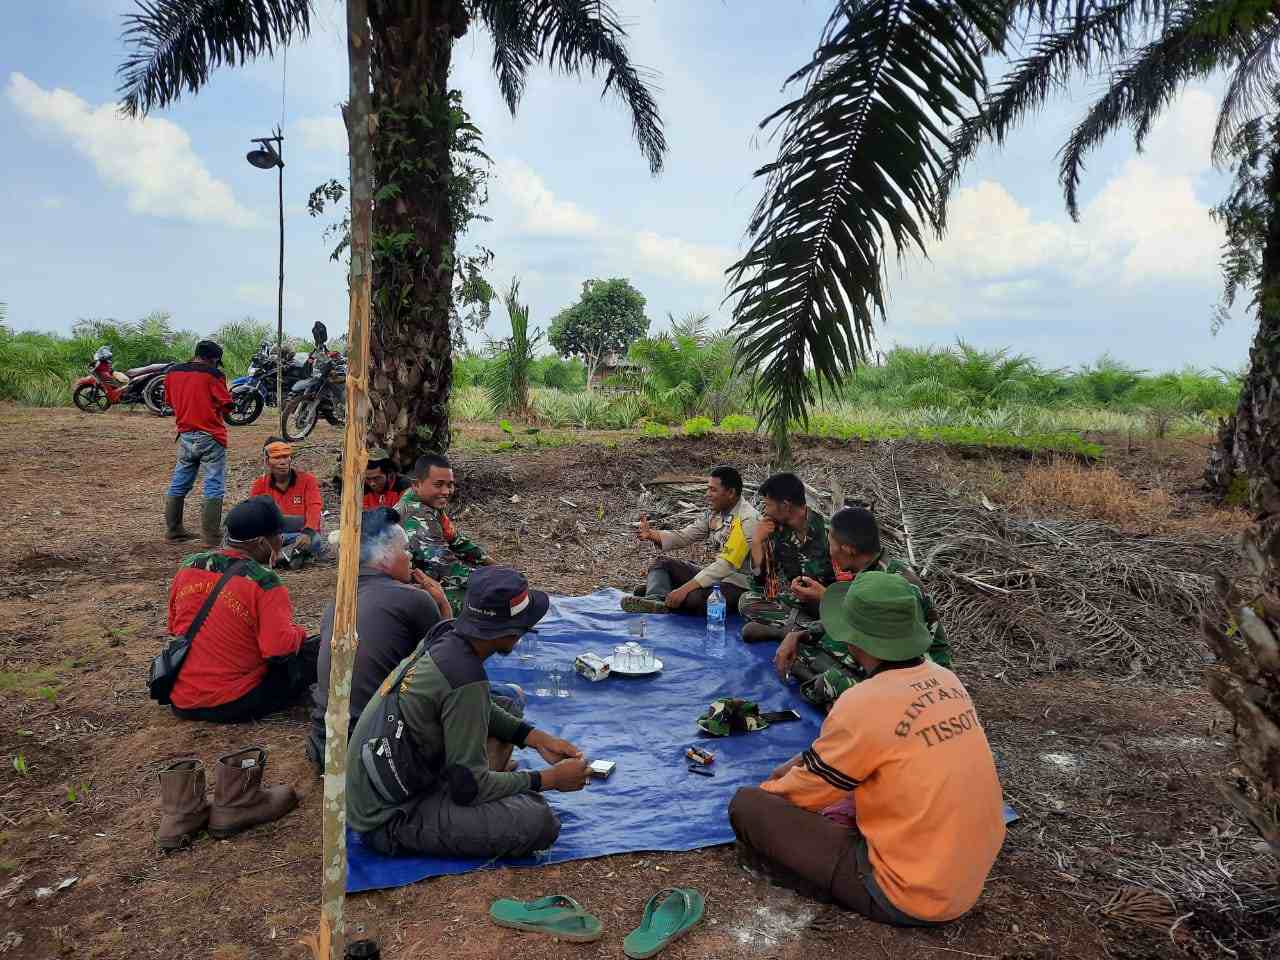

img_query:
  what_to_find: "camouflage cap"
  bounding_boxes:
[696,698,770,737]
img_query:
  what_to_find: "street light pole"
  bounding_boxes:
[246,130,286,434]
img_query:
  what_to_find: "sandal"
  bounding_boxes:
[622,887,705,959]
[489,895,604,942]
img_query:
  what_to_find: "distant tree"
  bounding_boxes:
[548,278,649,385]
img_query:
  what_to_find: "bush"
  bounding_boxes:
[451,385,495,422]
[719,414,757,433]
[683,416,714,437]
[641,421,670,438]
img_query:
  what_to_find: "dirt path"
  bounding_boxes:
[0,404,1272,960]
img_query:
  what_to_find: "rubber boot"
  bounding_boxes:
[742,622,785,644]
[164,496,197,542]
[200,498,224,548]
[208,747,298,839]
[157,758,210,851]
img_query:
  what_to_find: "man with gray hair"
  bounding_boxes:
[306,507,450,767]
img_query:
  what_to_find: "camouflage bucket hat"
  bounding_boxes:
[819,571,932,662]
[696,698,770,737]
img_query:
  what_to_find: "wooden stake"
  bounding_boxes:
[317,3,372,958]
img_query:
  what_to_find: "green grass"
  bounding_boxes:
[0,659,73,697]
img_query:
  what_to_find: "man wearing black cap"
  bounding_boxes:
[305,507,450,767]
[164,339,233,546]
[347,566,589,859]
[166,497,318,723]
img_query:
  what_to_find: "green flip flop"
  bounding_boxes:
[622,887,706,959]
[489,895,605,942]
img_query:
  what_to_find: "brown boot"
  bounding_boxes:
[742,622,785,644]
[208,747,298,839]
[157,758,210,851]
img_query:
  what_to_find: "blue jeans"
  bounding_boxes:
[167,431,227,499]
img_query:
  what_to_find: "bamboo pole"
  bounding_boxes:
[316,2,372,958]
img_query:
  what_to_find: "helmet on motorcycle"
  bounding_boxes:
[195,339,224,365]
[94,346,113,362]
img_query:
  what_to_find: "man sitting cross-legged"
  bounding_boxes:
[773,506,952,712]
[738,472,835,643]
[346,566,590,859]
[248,438,328,567]
[623,465,760,616]
[396,452,494,611]
[729,572,1005,926]
[167,497,318,723]
[305,507,452,769]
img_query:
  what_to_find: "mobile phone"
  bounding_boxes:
[588,759,616,779]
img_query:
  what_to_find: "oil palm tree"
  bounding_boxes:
[118,0,665,464]
[939,0,1280,863]
[484,277,540,417]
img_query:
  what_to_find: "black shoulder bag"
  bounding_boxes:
[147,560,246,705]
[359,619,454,804]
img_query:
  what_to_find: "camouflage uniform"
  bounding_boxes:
[738,509,835,627]
[396,489,489,611]
[697,698,771,737]
[791,555,952,713]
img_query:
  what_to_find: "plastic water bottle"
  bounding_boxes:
[706,585,726,658]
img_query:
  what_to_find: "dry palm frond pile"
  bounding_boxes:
[689,442,1234,684]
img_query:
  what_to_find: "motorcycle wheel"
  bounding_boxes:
[73,384,110,413]
[143,375,173,417]
[225,390,264,426]
[283,396,319,441]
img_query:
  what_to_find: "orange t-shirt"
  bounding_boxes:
[762,660,1005,922]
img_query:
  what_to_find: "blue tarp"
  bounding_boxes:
[345,589,1018,894]
[346,588,824,893]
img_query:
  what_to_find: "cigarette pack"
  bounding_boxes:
[574,652,611,682]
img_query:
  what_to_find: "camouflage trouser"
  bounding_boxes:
[792,645,939,713]
[414,558,475,614]
[737,591,821,628]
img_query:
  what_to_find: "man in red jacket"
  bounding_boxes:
[167,497,318,723]
[363,447,411,509]
[249,438,328,567]
[164,340,233,545]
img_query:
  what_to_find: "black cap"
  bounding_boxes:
[225,496,285,541]
[195,339,224,363]
[455,567,550,640]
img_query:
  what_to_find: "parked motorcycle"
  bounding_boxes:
[226,340,310,426]
[281,350,347,440]
[72,347,171,416]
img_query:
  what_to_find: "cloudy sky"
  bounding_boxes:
[1,1,1253,373]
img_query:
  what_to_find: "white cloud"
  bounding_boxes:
[631,231,733,285]
[499,159,602,236]
[295,114,347,154]
[932,181,1075,277]
[6,72,256,228]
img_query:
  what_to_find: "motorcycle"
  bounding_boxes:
[72,347,171,416]
[281,350,347,440]
[226,340,310,426]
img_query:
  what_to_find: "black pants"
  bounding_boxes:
[646,557,745,616]
[729,786,937,927]
[172,636,320,724]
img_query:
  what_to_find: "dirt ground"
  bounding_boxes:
[0,403,1275,960]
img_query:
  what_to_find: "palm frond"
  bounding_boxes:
[485,277,542,414]
[472,0,666,173]
[940,0,1165,222]
[727,0,1006,444]
[118,0,312,116]
[1212,13,1280,164]
[1058,2,1257,218]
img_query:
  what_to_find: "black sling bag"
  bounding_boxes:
[147,560,246,705]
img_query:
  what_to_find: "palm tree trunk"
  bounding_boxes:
[366,1,470,465]
[1205,126,1280,865]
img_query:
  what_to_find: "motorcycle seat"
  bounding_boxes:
[124,362,170,377]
